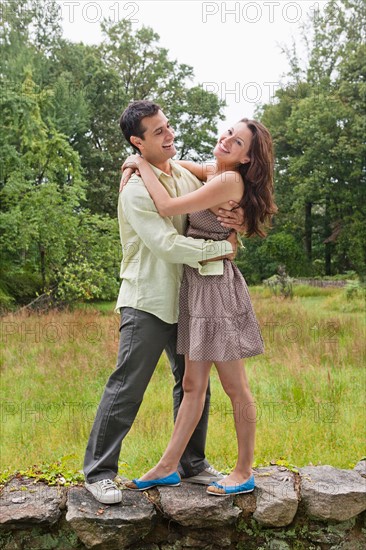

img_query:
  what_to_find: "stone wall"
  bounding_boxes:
[1,462,365,550]
[293,279,348,288]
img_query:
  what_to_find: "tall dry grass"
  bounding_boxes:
[1,288,364,478]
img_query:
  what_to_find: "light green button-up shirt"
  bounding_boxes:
[115,160,233,324]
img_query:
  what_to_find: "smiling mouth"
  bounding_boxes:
[163,143,174,149]
[218,142,230,153]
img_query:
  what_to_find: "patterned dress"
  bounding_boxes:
[177,209,264,361]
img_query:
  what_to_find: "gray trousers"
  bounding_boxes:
[83,307,210,482]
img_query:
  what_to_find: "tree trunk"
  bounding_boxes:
[325,242,332,276]
[324,196,331,276]
[305,201,312,262]
[39,244,46,293]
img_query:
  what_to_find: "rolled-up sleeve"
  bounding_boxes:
[120,182,232,269]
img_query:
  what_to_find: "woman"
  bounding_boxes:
[122,119,277,495]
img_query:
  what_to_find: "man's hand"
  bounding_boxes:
[226,230,238,260]
[200,230,238,265]
[216,201,245,232]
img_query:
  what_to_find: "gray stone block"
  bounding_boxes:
[252,467,299,527]
[0,478,62,527]
[354,459,366,477]
[66,486,156,549]
[299,465,366,521]
[157,483,241,527]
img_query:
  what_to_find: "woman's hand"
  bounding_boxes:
[216,201,245,232]
[122,154,143,172]
[119,168,139,191]
[119,154,144,192]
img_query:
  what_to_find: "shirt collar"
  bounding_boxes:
[149,159,182,181]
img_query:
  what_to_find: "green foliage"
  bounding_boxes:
[345,280,365,301]
[1,269,43,305]
[235,238,265,285]
[263,266,294,299]
[0,455,85,489]
[0,67,121,305]
[1,0,364,308]
[0,286,15,312]
[18,456,85,486]
[259,233,308,277]
[236,232,308,284]
[0,2,225,308]
[50,18,225,216]
[260,0,366,279]
[56,214,121,303]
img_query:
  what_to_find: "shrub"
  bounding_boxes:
[263,265,294,298]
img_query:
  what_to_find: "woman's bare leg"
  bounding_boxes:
[214,359,256,485]
[138,356,212,481]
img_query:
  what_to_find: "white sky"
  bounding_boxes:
[58,0,321,133]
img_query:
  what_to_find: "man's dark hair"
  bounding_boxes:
[120,100,161,152]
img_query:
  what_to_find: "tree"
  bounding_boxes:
[0,3,225,307]
[0,69,120,306]
[259,0,366,277]
[80,19,225,214]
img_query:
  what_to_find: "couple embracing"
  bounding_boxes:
[83,100,276,503]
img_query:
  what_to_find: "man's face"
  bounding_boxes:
[132,110,176,164]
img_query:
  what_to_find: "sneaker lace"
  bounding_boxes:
[99,479,117,492]
[207,465,222,476]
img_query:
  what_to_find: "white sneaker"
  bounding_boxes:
[85,479,122,504]
[181,465,224,485]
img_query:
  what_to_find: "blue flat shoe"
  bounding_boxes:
[125,472,181,491]
[206,474,255,496]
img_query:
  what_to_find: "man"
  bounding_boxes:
[84,100,243,504]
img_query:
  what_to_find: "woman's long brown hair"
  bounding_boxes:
[237,118,277,237]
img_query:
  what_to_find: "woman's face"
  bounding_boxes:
[214,121,252,166]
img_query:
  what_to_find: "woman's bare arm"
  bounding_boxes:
[175,160,215,182]
[123,155,243,217]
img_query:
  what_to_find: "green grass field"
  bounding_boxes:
[1,286,365,482]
